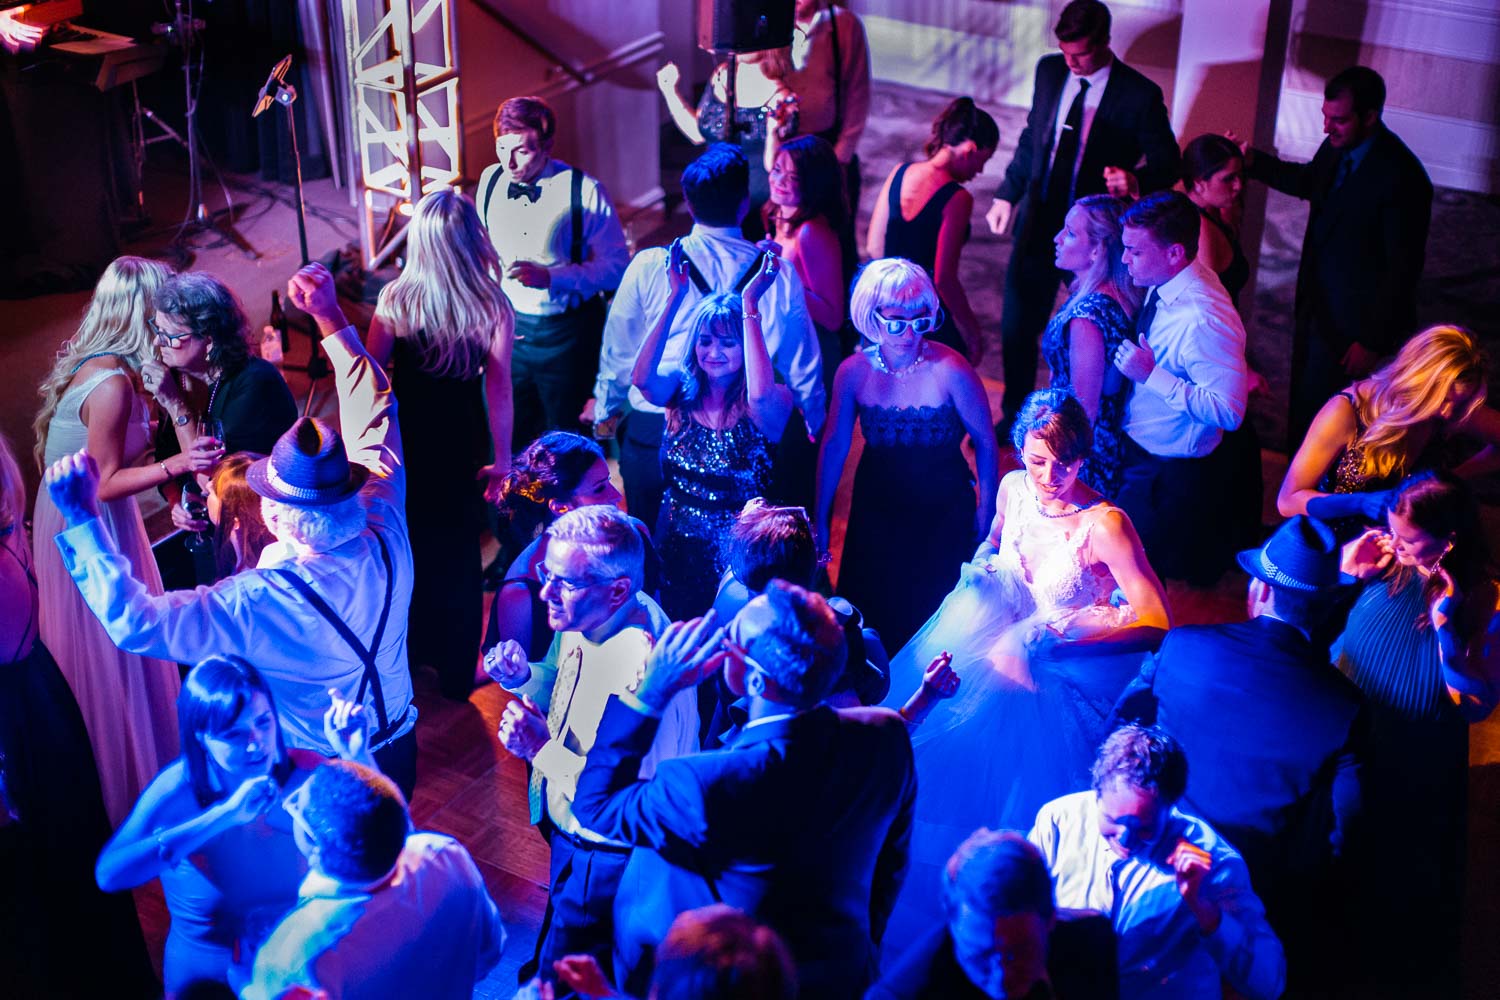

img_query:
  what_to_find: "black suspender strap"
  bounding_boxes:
[679,249,761,298]
[276,532,400,745]
[570,167,584,265]
[479,167,504,224]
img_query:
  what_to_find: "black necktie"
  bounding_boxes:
[507,180,542,203]
[1045,78,1090,213]
[1135,288,1159,344]
[1331,153,1355,191]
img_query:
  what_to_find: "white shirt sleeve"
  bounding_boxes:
[549,174,630,301]
[766,265,827,433]
[1140,288,1248,432]
[593,251,661,419]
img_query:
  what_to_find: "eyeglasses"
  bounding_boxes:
[873,307,945,337]
[149,315,199,347]
[538,564,620,597]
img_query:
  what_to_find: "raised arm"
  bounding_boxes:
[815,357,860,558]
[1244,145,1318,201]
[740,251,794,440]
[933,188,984,363]
[630,239,693,408]
[1277,392,1358,517]
[656,61,706,145]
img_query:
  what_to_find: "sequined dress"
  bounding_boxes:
[879,469,1141,951]
[1041,292,1133,495]
[656,412,776,620]
[837,399,975,650]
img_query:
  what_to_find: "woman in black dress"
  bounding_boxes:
[367,189,515,700]
[817,258,998,649]
[1337,471,1500,995]
[865,97,998,363]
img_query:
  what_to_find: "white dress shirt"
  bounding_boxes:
[1052,58,1113,180]
[593,223,826,431]
[55,327,417,754]
[507,593,698,846]
[1030,791,1286,1000]
[477,157,630,317]
[243,832,506,1000]
[788,6,872,163]
[1123,257,1248,458]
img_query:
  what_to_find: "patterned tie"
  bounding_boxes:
[1134,288,1160,345]
[1045,79,1091,214]
[528,644,584,825]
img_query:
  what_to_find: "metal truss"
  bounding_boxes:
[341,0,462,268]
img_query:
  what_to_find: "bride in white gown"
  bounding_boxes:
[881,389,1171,948]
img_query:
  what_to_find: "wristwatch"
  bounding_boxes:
[174,411,191,427]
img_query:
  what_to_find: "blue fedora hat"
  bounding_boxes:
[247,417,368,506]
[1236,515,1341,592]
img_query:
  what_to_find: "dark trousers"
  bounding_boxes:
[999,233,1067,431]
[618,410,666,534]
[1288,328,1351,454]
[372,725,418,801]
[1116,435,1231,586]
[513,303,606,451]
[527,831,632,984]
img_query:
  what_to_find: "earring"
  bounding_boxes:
[747,671,766,696]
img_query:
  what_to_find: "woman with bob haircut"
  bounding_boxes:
[96,656,373,993]
[877,388,1169,947]
[32,255,217,825]
[1278,324,1500,538]
[632,241,792,620]
[366,187,515,701]
[817,256,998,650]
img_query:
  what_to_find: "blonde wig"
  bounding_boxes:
[33,256,175,469]
[1357,325,1488,480]
[374,188,515,379]
[848,257,940,344]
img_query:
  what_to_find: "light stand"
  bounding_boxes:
[254,54,330,401]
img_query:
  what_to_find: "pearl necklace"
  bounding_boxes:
[1031,481,1099,519]
[870,341,927,378]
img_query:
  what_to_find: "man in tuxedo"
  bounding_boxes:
[1110,515,1366,993]
[482,504,698,985]
[1244,65,1432,449]
[868,828,1117,1000]
[571,582,916,1000]
[1113,191,1248,584]
[987,0,1180,430]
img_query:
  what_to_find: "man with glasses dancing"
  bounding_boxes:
[480,504,698,987]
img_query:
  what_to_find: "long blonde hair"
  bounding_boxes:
[1357,325,1487,480]
[33,256,175,470]
[375,188,514,379]
[0,432,25,537]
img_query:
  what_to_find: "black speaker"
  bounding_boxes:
[697,0,794,53]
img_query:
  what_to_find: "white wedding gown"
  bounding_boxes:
[879,470,1146,952]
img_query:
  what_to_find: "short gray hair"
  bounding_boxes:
[849,258,940,344]
[261,494,367,552]
[547,505,644,590]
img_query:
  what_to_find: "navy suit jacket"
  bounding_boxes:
[1247,125,1432,356]
[574,697,917,1000]
[1110,616,1367,903]
[995,54,1179,249]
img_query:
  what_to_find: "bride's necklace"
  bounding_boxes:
[872,341,926,378]
[1031,483,1099,519]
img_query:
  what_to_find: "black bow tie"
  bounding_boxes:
[507,181,542,203]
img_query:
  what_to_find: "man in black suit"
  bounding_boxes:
[572,581,916,1000]
[988,0,1180,429]
[1244,65,1433,449]
[868,828,1117,1000]
[1110,515,1367,994]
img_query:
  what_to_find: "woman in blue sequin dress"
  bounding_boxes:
[631,241,793,620]
[1040,194,1139,496]
[816,258,999,649]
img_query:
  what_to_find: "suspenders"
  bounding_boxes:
[276,532,402,747]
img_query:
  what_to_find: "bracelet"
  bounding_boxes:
[159,461,172,481]
[743,311,761,322]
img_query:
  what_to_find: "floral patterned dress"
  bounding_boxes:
[1041,291,1133,496]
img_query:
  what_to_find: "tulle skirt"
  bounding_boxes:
[33,486,180,827]
[879,563,1143,956]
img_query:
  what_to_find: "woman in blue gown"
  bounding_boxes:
[878,390,1171,950]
